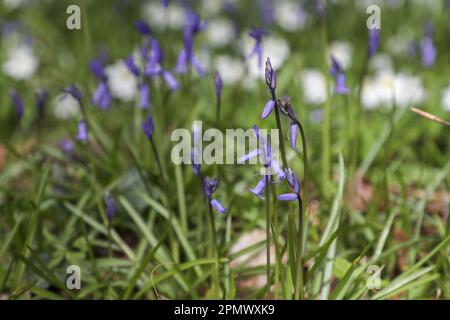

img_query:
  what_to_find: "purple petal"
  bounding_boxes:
[237,149,260,164]
[271,160,285,179]
[261,99,275,119]
[163,71,179,91]
[290,122,298,151]
[250,177,266,197]
[210,198,227,214]
[139,84,150,109]
[277,193,298,201]
[175,49,187,74]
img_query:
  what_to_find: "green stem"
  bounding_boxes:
[294,196,304,300]
[273,101,288,170]
[265,174,271,299]
[207,200,221,298]
[320,16,331,195]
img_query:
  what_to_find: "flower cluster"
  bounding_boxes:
[203,177,228,214]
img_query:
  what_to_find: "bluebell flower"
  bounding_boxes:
[139,84,150,109]
[259,0,274,26]
[204,176,228,214]
[249,27,268,68]
[161,0,169,8]
[134,20,152,36]
[76,119,88,142]
[175,10,206,76]
[60,139,74,156]
[90,59,112,110]
[142,115,155,140]
[238,126,284,198]
[261,57,277,119]
[104,192,117,221]
[9,89,24,120]
[421,22,436,68]
[124,55,141,77]
[35,89,48,119]
[145,39,179,91]
[330,56,349,95]
[62,84,83,102]
[368,28,381,57]
[277,169,301,201]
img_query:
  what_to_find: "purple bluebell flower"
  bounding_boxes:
[204,176,227,214]
[35,89,48,119]
[260,0,274,26]
[134,20,152,36]
[92,82,112,110]
[104,192,117,221]
[60,139,74,156]
[144,39,179,90]
[265,57,276,92]
[277,169,301,201]
[215,71,223,98]
[329,56,349,95]
[163,71,179,91]
[139,84,150,109]
[315,0,326,19]
[238,126,284,198]
[175,10,206,76]
[368,28,381,57]
[290,122,298,151]
[249,27,268,68]
[261,100,275,119]
[9,89,24,120]
[421,22,436,68]
[62,84,82,102]
[76,119,88,142]
[191,149,201,176]
[162,0,169,8]
[90,59,112,110]
[124,55,140,77]
[142,115,155,140]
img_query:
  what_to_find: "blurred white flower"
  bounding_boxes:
[206,18,234,48]
[2,45,38,80]
[105,60,138,102]
[3,0,27,9]
[441,85,450,112]
[53,94,80,119]
[299,69,328,105]
[274,1,308,32]
[369,53,393,72]
[362,71,426,109]
[329,41,353,69]
[215,55,244,85]
[142,1,184,30]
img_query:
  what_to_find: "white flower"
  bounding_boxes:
[329,41,353,69]
[441,86,450,112]
[369,53,393,72]
[298,69,328,105]
[3,0,27,9]
[53,94,80,119]
[361,71,426,109]
[2,45,38,80]
[105,60,138,102]
[142,2,184,30]
[206,18,234,48]
[215,55,244,85]
[274,1,308,32]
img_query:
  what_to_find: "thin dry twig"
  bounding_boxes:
[411,107,450,126]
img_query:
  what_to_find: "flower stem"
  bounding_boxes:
[320,15,331,195]
[294,196,304,300]
[265,174,271,299]
[207,199,221,298]
[273,98,288,170]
